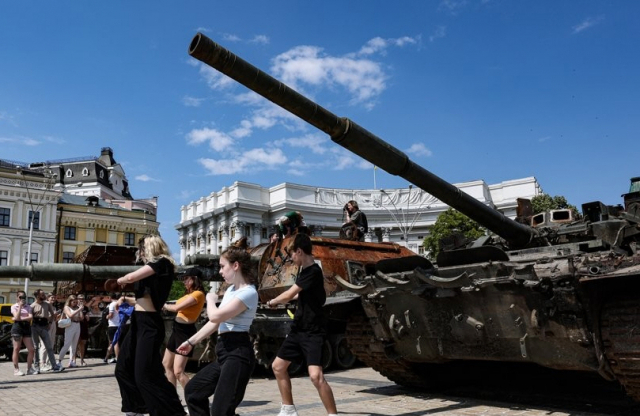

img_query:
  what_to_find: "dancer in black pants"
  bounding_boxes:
[115,235,186,416]
[177,246,258,416]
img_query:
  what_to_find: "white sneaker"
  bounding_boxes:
[27,367,39,375]
[14,369,25,376]
[40,365,53,372]
[278,404,299,416]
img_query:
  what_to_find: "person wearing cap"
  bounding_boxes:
[277,211,305,238]
[162,268,206,390]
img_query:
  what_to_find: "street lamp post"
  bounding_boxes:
[375,186,428,247]
[16,167,55,294]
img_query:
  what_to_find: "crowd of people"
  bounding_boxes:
[9,205,369,415]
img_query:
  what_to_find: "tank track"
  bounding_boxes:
[600,298,640,401]
[345,313,425,388]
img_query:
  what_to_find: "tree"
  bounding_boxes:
[422,208,485,260]
[531,194,578,215]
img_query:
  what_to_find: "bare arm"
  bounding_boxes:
[267,284,302,307]
[175,320,220,356]
[163,295,197,313]
[117,264,155,286]
[206,292,248,324]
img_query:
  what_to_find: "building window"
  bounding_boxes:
[28,211,40,230]
[99,170,104,179]
[25,252,38,265]
[262,228,267,239]
[418,245,425,255]
[0,250,7,266]
[66,169,73,178]
[62,252,75,263]
[0,208,9,227]
[82,167,89,176]
[124,232,135,246]
[64,226,76,240]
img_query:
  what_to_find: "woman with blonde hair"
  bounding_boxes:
[115,235,186,416]
[57,294,83,368]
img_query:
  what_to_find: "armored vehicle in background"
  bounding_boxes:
[188,33,640,400]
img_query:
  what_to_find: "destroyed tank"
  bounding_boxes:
[188,33,640,400]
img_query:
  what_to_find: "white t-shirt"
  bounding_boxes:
[107,301,120,327]
[217,285,258,333]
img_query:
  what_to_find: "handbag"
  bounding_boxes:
[58,315,71,329]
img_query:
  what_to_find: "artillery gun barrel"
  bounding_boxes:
[0,264,140,281]
[188,33,537,248]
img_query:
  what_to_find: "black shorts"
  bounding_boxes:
[107,326,118,344]
[166,321,197,357]
[11,321,32,339]
[276,331,325,367]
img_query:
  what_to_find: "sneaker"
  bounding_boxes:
[27,367,39,375]
[14,369,25,376]
[52,364,65,373]
[103,358,108,363]
[40,365,53,373]
[108,358,117,364]
[278,404,299,416]
[68,361,77,368]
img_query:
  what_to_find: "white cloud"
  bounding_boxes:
[199,64,236,90]
[222,33,241,42]
[439,0,468,14]
[287,168,305,176]
[135,174,160,182]
[186,127,234,152]
[250,35,269,45]
[429,26,446,42]
[572,16,604,34]
[273,133,329,155]
[0,136,40,146]
[177,189,196,200]
[198,147,287,175]
[272,45,387,106]
[538,136,551,142]
[406,143,433,157]
[182,96,205,107]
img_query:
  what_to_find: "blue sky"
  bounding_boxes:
[1,1,638,258]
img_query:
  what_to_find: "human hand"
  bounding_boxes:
[206,292,218,305]
[176,341,192,355]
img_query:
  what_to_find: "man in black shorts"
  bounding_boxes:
[266,234,337,416]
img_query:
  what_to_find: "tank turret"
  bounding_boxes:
[188,33,640,401]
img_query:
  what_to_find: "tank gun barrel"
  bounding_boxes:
[188,33,537,248]
[0,264,141,281]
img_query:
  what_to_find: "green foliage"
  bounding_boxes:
[168,280,185,301]
[531,194,578,215]
[422,208,485,260]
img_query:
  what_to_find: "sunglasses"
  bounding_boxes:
[18,296,26,299]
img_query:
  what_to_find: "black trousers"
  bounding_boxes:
[185,332,255,416]
[115,311,185,416]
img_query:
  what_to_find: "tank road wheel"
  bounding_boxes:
[322,339,333,371]
[600,298,640,401]
[332,334,356,369]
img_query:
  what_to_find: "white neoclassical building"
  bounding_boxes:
[175,176,542,264]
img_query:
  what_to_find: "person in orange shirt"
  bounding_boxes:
[162,269,206,390]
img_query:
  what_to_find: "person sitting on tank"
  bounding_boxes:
[341,200,368,241]
[277,211,305,238]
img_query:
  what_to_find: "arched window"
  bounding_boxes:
[82,167,89,176]
[65,169,73,178]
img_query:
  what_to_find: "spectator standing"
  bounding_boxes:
[177,246,258,416]
[76,294,90,366]
[30,289,64,373]
[105,292,121,363]
[57,295,83,368]
[266,234,338,416]
[115,235,186,416]
[40,292,59,369]
[162,269,206,390]
[11,290,35,376]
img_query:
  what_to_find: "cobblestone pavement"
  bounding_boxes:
[0,358,636,416]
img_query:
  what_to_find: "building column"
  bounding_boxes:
[220,225,229,251]
[188,231,196,257]
[198,230,206,254]
[364,230,374,243]
[382,227,391,243]
[252,223,262,247]
[178,235,186,264]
